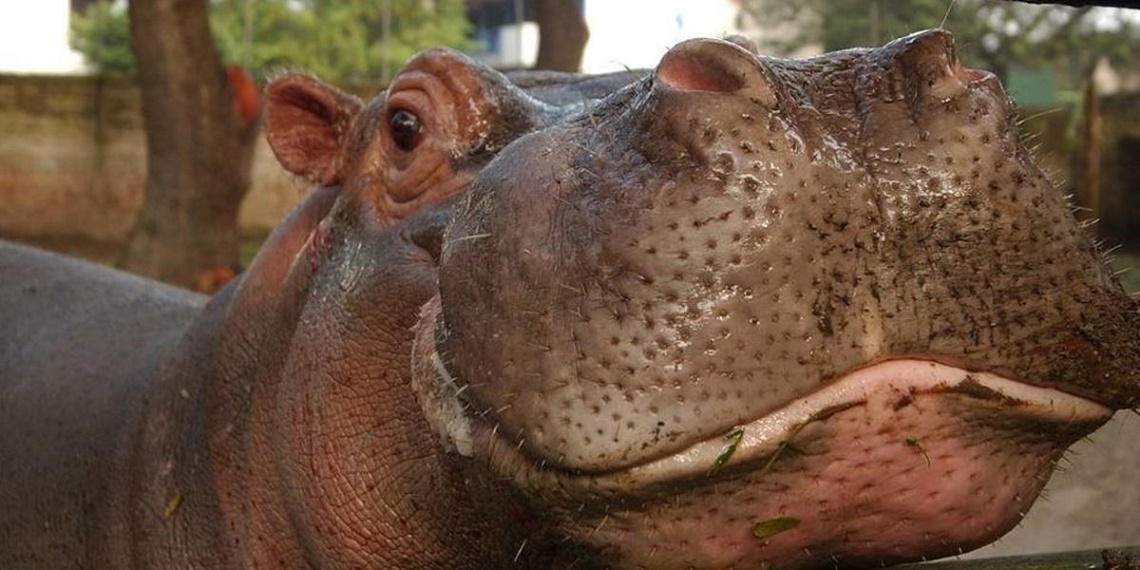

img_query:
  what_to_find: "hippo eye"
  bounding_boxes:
[389,109,422,152]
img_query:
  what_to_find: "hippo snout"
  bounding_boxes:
[417,30,1140,569]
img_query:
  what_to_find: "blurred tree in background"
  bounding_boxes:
[533,0,588,72]
[740,0,1139,89]
[122,0,261,289]
[70,1,137,72]
[72,0,474,83]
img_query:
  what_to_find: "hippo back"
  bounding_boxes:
[506,68,648,105]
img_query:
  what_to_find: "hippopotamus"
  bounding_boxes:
[0,47,608,568]
[1,30,1137,569]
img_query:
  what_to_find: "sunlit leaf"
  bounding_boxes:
[752,516,800,539]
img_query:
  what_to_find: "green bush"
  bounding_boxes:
[71,0,475,84]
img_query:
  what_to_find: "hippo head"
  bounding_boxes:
[263,49,560,219]
[413,30,1140,568]
[209,49,632,568]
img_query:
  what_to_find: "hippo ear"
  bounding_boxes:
[265,73,364,186]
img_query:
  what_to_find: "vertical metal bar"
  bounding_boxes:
[381,0,392,82]
[243,0,254,66]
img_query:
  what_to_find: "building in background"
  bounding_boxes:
[466,0,542,70]
[580,0,740,73]
[0,0,88,74]
[466,0,812,73]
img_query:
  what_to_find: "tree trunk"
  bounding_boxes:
[534,0,589,72]
[123,0,258,290]
[70,0,99,14]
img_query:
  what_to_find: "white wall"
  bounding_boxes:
[581,0,739,73]
[0,0,88,74]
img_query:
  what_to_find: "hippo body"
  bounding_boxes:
[0,48,594,569]
[0,242,206,567]
[1,32,1138,569]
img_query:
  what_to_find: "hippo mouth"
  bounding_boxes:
[567,363,1109,568]
[420,344,1114,488]
[412,28,1140,569]
[413,326,1113,568]
[558,362,1109,568]
[544,359,1112,490]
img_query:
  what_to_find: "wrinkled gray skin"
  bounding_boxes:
[0,32,1137,570]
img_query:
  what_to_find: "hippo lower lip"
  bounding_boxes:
[419,351,1113,568]
[530,360,1111,487]
[465,359,1111,490]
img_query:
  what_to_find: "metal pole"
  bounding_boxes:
[381,0,392,83]
[869,0,880,46]
[243,0,254,66]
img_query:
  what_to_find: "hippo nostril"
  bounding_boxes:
[656,43,745,93]
[886,30,958,76]
[655,38,774,104]
[878,29,983,102]
[889,29,956,65]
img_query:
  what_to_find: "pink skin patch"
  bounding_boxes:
[488,360,1112,569]
[656,54,744,93]
[305,225,325,274]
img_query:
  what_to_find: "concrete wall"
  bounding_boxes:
[0,73,307,261]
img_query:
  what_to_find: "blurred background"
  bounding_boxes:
[0,0,1137,292]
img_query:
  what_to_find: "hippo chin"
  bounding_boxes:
[413,30,1140,568]
[1,30,1137,570]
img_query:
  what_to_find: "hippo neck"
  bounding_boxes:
[191,273,552,568]
[122,284,241,568]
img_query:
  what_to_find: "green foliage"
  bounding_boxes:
[1111,253,1140,294]
[71,0,475,83]
[69,1,135,73]
[740,0,1140,88]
